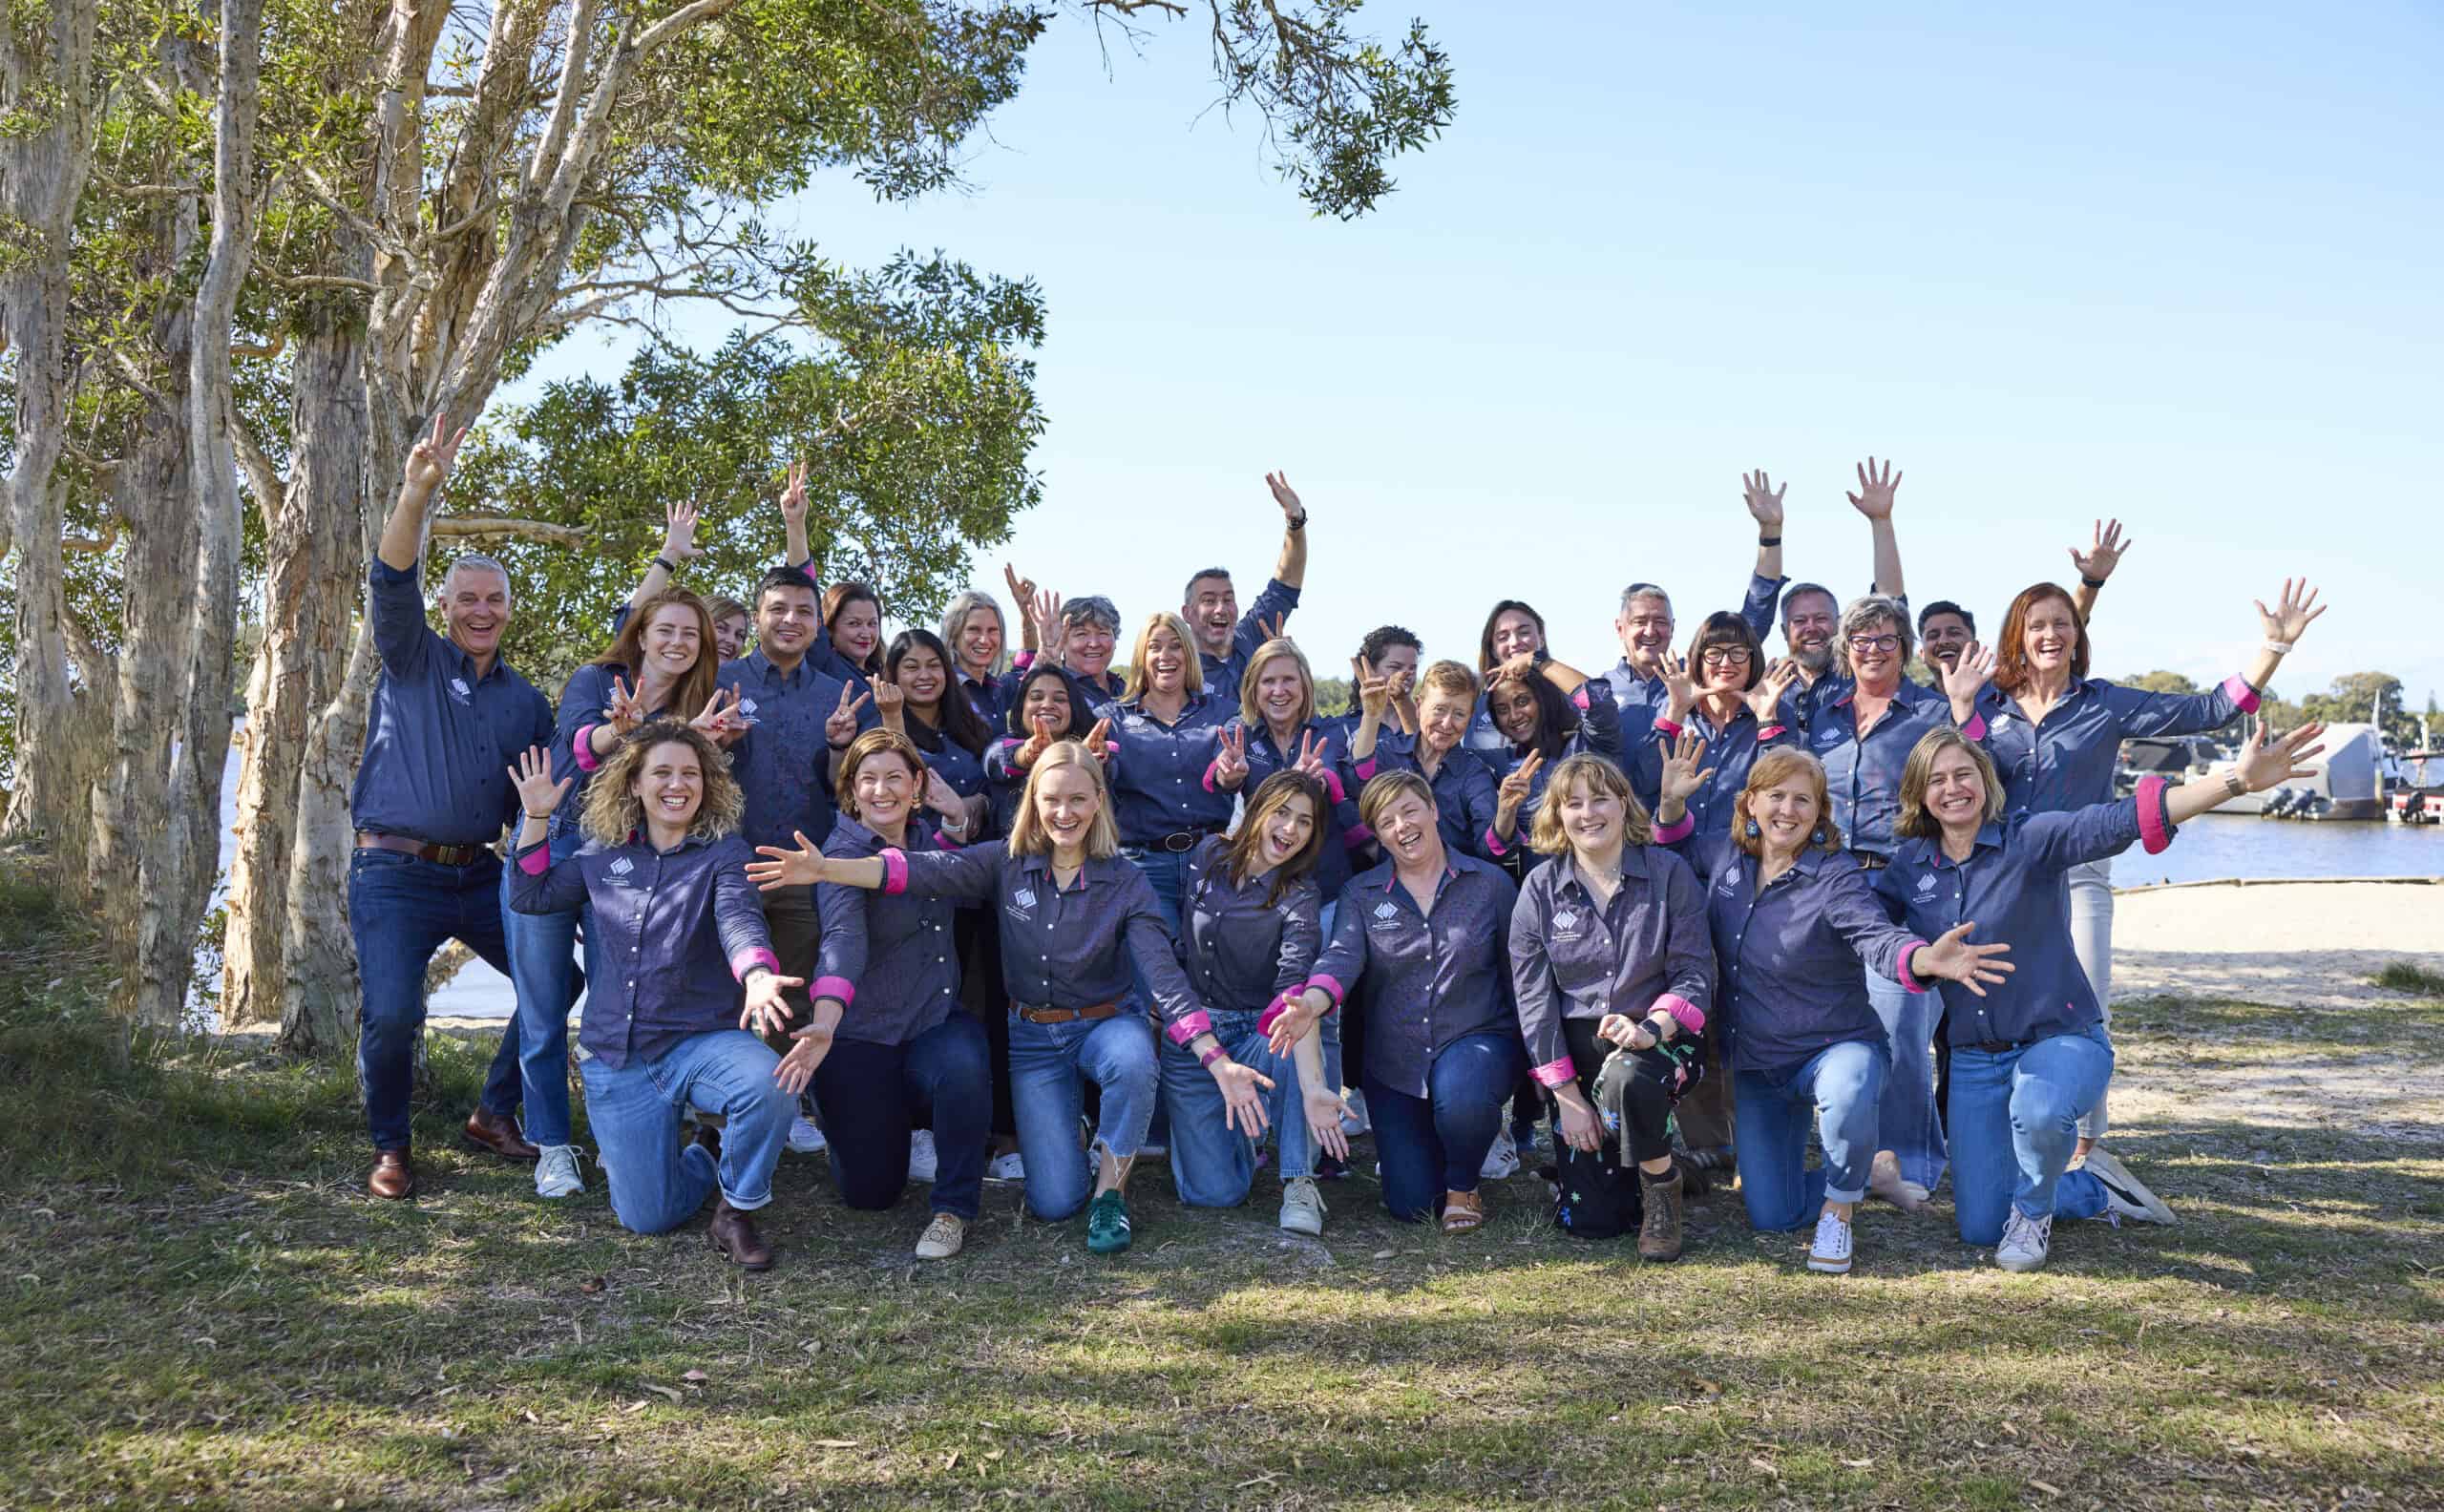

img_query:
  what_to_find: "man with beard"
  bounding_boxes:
[1181,471,1311,695]
[1738,459,1909,733]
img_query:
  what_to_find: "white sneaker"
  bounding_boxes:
[907,1128,938,1184]
[1479,1142,1521,1181]
[1996,1207,2054,1272]
[785,1115,828,1155]
[915,1212,965,1260]
[1340,1088,1371,1137]
[985,1150,1025,1181]
[1806,1210,1854,1274]
[535,1144,584,1199]
[2080,1146,2176,1226]
[1278,1175,1327,1235]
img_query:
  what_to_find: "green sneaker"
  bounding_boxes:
[1085,1189,1132,1254]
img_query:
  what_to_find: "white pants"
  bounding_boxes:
[2067,856,2114,1140]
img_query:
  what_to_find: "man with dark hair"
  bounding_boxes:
[1181,471,1312,693]
[1917,600,1976,673]
[349,414,557,1200]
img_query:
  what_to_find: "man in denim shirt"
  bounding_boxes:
[1183,471,1310,694]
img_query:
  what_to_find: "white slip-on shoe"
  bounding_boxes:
[2080,1146,2177,1226]
[915,1212,965,1260]
[1806,1209,1854,1274]
[785,1114,828,1155]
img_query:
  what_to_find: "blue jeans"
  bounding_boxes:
[1731,1040,1886,1232]
[1867,968,1948,1192]
[1008,1010,1158,1221]
[348,847,522,1151]
[811,1016,992,1221]
[1365,1030,1525,1222]
[577,1030,792,1234]
[499,829,594,1147]
[1948,1022,2115,1246]
[1163,1007,1315,1207]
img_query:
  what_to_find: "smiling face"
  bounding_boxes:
[442,566,511,662]
[1143,624,1190,697]
[1032,762,1102,852]
[1925,744,1991,833]
[1783,590,1838,674]
[1377,789,1442,869]
[1696,639,1753,693]
[1744,776,1821,860]
[1185,574,1236,659]
[1490,608,1544,662]
[1372,641,1421,692]
[1064,618,1116,679]
[641,602,705,682]
[1254,654,1306,730]
[852,748,919,830]
[757,584,820,662]
[1554,773,1625,857]
[1845,613,1905,692]
[895,642,948,714]
[955,606,1001,678]
[1488,679,1541,744]
[832,596,882,665]
[1615,594,1675,673]
[1417,686,1472,756]
[1020,674,1072,735]
[1920,611,1971,671]
[1258,791,1317,870]
[629,740,704,830]
[2018,595,2079,681]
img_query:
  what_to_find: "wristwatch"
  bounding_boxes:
[2223,772,2247,798]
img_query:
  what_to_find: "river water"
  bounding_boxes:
[2104,812,2444,888]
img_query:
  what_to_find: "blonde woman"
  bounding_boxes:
[748,740,1267,1256]
[505,722,801,1270]
[1097,611,1242,928]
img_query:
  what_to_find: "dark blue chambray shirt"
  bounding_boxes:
[1690,846,1919,1080]
[1361,736,1502,862]
[1242,717,1367,899]
[510,831,775,1071]
[959,671,1009,731]
[349,560,554,848]
[546,662,695,841]
[1310,852,1519,1099]
[1507,848,1715,1085]
[1652,703,1800,849]
[1808,676,1953,858]
[1970,675,2257,817]
[1875,781,2177,1048]
[1199,577,1302,695]
[1094,690,1238,845]
[811,816,961,1046]
[1178,835,1321,1015]
[716,650,848,852]
[1595,663,1676,810]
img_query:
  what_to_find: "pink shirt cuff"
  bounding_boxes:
[572,727,602,772]
[1202,759,1220,794]
[1757,724,1786,741]
[878,847,910,893]
[1655,993,1705,1035]
[810,975,856,1009]
[1342,823,1372,849]
[1166,1010,1214,1047]
[1318,767,1346,805]
[517,844,551,876]
[1895,941,1930,994]
[1652,717,1683,738]
[2222,673,2262,713]
[1571,686,1591,711]
[1959,712,1988,742]
[1483,825,1509,857]
[730,947,781,981]
[1355,757,1378,782]
[1652,813,1695,845]
[1256,991,1296,1038]
[1530,1057,1576,1088]
[2136,774,2173,854]
[1012,649,1035,669]
[1303,973,1346,1008]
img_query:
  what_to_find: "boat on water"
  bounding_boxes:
[2119,724,2393,821]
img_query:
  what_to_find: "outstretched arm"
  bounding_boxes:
[1846,456,1904,600]
[1266,472,1310,590]
[378,412,468,572]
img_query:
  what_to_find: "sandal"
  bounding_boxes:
[1441,1189,1485,1234]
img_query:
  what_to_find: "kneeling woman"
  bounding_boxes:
[506,725,802,1270]
[748,741,1270,1255]
[1507,754,1715,1261]
[1166,771,1350,1234]
[773,729,991,1261]
[1876,721,2325,1271]
[1654,742,2008,1273]
[1278,771,1524,1232]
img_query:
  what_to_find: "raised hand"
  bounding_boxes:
[1658,649,1699,716]
[662,498,706,560]
[1353,655,1391,719]
[1210,1057,1276,1138]
[603,674,648,736]
[738,968,806,1038]
[1934,640,1996,707]
[1845,456,1901,520]
[1658,730,1716,809]
[1029,587,1065,662]
[777,458,809,528]
[2235,720,2327,792]
[508,745,573,819]
[1745,658,1800,726]
[746,830,828,892]
[1256,611,1288,643]
[871,676,906,727]
[1497,749,1545,813]
[1211,723,1251,790]
[1265,470,1304,522]
[1293,728,1332,781]
[690,684,745,746]
[921,767,964,817]
[1084,716,1113,762]
[2068,518,2130,582]
[1741,469,1786,531]
[825,682,870,747]
[2256,578,2328,645]
[404,411,470,496]
[1910,922,2014,998]
[1001,562,1036,614]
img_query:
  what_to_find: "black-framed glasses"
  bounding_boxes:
[1846,634,1902,653]
[1697,647,1752,667]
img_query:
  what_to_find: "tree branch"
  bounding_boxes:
[429,515,591,546]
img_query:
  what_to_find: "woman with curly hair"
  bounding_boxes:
[507,721,801,1270]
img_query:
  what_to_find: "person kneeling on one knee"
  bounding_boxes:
[507,722,801,1270]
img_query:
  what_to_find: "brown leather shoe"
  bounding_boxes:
[707,1198,772,1270]
[1638,1166,1685,1262]
[369,1147,416,1200]
[463,1106,539,1162]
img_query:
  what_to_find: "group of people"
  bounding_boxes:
[351,417,2332,1277]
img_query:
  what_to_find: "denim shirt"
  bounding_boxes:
[886,841,1217,1044]
[959,671,1009,731]
[510,831,776,1071]
[1651,702,1799,847]
[812,816,962,1047]
[1875,778,2177,1047]
[1200,577,1302,695]
[1479,679,1628,833]
[548,662,694,842]
[1308,852,1520,1099]
[1178,835,1320,1016]
[1359,736,1502,862]
[1595,663,1675,810]
[1970,675,2258,816]
[1242,717,1367,898]
[1507,848,1715,1088]
[1810,677,1954,858]
[350,559,554,847]
[1095,690,1238,845]
[716,650,848,852]
[1693,847,1920,1080]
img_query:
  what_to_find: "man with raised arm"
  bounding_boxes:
[349,414,558,1200]
[1738,459,1908,733]
[1182,471,1311,694]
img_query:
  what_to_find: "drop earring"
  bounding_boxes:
[1811,827,1827,846]
[1742,818,1760,839]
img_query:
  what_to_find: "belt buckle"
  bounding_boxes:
[1164,830,1198,853]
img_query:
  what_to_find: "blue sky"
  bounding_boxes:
[519,1,2441,710]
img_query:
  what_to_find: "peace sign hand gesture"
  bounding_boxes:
[508,745,573,820]
[2256,578,2328,646]
[1845,456,1902,520]
[1293,728,1333,782]
[1353,656,1391,719]
[1211,723,1251,791]
[404,411,470,497]
[2068,518,2130,582]
[1002,563,1036,615]
[1742,469,1786,531]
[1015,709,1058,770]
[1084,717,1114,763]
[690,684,746,746]
[603,675,649,736]
[1497,749,1544,816]
[777,459,810,529]
[826,682,871,747]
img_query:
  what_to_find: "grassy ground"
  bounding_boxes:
[2,873,2439,1510]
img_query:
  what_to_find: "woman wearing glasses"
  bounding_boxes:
[1651,612,1803,856]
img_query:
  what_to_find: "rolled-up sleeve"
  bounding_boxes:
[507,838,590,915]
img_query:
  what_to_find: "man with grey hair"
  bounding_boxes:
[349,413,556,1201]
[1599,581,1679,808]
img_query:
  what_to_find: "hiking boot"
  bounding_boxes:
[915,1212,965,1261]
[1638,1166,1685,1261]
[1278,1176,1326,1236]
[1996,1207,2054,1272]
[1085,1189,1132,1254]
[2081,1146,2176,1226]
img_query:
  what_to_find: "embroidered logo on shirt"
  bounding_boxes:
[1013,887,1037,911]
[1815,725,1843,746]
[1124,715,1148,730]
[1991,713,2010,728]
[1551,908,1578,932]
[1718,874,1739,896]
[448,676,473,703]
[1916,872,1936,894]
[740,697,760,717]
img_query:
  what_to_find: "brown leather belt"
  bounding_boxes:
[356,830,488,868]
[1013,999,1123,1025]
[1851,850,1890,872]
